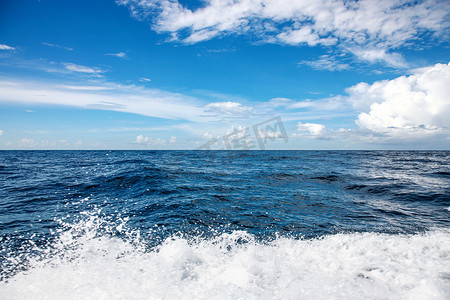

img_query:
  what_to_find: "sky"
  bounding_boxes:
[0,0,449,150]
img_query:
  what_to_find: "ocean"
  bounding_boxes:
[0,150,449,299]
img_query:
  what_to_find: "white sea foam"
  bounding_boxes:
[1,214,449,300]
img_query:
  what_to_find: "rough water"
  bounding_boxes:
[0,151,449,299]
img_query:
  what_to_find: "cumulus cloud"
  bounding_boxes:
[256,127,282,139]
[289,62,450,144]
[350,62,450,134]
[135,134,151,144]
[294,122,327,136]
[135,135,177,146]
[63,63,104,74]
[224,125,251,139]
[118,0,449,66]
[0,44,15,51]
[19,138,37,147]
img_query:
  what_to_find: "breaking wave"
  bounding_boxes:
[1,212,449,300]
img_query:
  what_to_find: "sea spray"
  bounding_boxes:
[1,212,449,299]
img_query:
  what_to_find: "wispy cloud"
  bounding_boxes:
[203,101,253,118]
[63,63,104,74]
[139,77,151,82]
[299,54,351,71]
[289,96,347,111]
[350,48,409,68]
[58,85,111,91]
[0,57,106,75]
[0,78,205,121]
[105,51,128,59]
[205,48,236,54]
[106,125,173,132]
[42,42,73,51]
[0,44,15,51]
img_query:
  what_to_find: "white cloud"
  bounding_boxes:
[290,96,347,111]
[256,97,293,114]
[135,134,176,146]
[63,63,104,74]
[106,125,173,132]
[106,52,128,58]
[0,44,15,51]
[0,57,108,76]
[0,57,64,74]
[295,122,327,136]
[184,29,220,44]
[350,62,450,134]
[168,136,176,143]
[58,85,111,91]
[225,125,250,138]
[264,98,292,108]
[201,131,214,140]
[299,54,351,71]
[204,101,252,116]
[19,138,37,147]
[191,90,248,104]
[256,127,282,139]
[276,27,335,46]
[299,50,407,71]
[136,134,151,144]
[222,125,257,148]
[0,79,205,121]
[139,77,151,82]
[0,130,3,136]
[288,61,450,144]
[118,0,449,58]
[42,42,73,51]
[350,48,408,68]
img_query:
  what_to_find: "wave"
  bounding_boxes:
[0,213,449,299]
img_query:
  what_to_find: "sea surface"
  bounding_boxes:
[0,150,449,299]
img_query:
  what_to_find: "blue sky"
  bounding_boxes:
[0,0,449,149]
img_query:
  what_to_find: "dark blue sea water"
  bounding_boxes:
[0,151,449,299]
